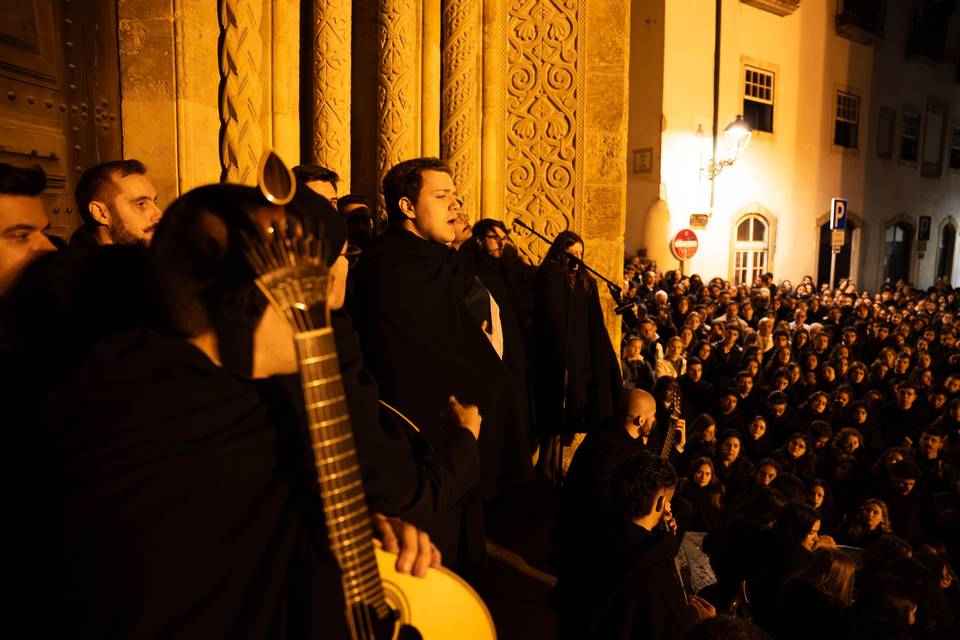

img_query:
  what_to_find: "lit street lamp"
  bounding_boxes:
[704,114,752,179]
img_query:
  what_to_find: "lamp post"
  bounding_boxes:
[704,114,752,179]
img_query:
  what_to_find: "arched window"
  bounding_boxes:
[733,215,768,285]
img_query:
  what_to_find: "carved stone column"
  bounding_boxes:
[311,0,351,189]
[378,0,421,184]
[219,0,264,184]
[441,0,482,216]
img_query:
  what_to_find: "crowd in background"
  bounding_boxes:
[610,254,960,638]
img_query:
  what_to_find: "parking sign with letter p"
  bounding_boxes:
[831,198,847,230]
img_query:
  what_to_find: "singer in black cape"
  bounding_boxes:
[532,231,622,474]
[352,226,533,495]
[350,225,535,570]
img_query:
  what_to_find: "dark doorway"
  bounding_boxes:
[817,219,855,287]
[882,222,913,284]
[937,223,956,283]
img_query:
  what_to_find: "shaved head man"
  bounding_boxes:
[622,388,657,441]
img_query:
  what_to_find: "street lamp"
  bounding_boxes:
[704,114,752,179]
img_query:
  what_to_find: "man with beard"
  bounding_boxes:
[351,157,533,575]
[73,159,162,250]
[8,160,164,391]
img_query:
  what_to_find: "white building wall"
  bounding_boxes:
[634,0,960,289]
[861,2,960,290]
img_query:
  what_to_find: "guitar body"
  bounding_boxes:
[374,543,497,640]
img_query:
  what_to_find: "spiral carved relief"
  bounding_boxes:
[441,0,481,216]
[219,0,264,185]
[312,0,352,189]
[506,0,584,262]
[378,0,420,183]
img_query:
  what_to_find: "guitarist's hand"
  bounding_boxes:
[448,395,482,440]
[373,514,442,578]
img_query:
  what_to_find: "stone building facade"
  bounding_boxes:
[1,0,632,333]
[627,0,960,291]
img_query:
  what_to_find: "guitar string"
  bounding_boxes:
[301,326,377,638]
[253,224,383,637]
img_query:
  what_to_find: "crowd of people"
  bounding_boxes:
[2,154,959,639]
[562,258,960,638]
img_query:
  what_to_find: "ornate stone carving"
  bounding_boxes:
[505,0,585,263]
[378,0,420,185]
[312,0,351,189]
[219,0,264,185]
[441,0,481,217]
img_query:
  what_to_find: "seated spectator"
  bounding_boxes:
[656,335,686,380]
[746,501,821,631]
[772,433,818,484]
[879,460,926,546]
[775,548,855,640]
[714,430,754,499]
[808,478,839,535]
[623,335,655,391]
[915,426,957,495]
[843,498,894,548]
[687,413,718,461]
[678,457,725,531]
[743,415,774,461]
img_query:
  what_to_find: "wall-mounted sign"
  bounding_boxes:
[632,147,653,173]
[671,228,699,260]
[689,213,709,229]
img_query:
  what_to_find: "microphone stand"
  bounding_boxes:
[512,218,634,315]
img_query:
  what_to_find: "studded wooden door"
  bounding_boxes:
[0,0,121,240]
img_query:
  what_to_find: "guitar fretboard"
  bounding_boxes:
[296,328,387,616]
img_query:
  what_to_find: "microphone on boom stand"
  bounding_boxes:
[512,217,636,316]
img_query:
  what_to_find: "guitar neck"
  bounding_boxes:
[295,328,387,615]
[659,389,682,460]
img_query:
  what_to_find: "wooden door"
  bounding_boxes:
[0,0,121,240]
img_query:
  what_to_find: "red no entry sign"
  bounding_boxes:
[671,228,699,260]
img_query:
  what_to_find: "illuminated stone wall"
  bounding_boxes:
[115,0,630,333]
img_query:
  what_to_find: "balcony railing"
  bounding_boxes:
[740,0,800,17]
[907,0,957,65]
[835,0,886,45]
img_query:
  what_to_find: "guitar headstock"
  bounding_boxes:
[242,151,332,333]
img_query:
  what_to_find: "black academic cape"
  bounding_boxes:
[47,330,349,639]
[332,309,482,563]
[531,258,621,434]
[351,226,533,499]
[459,241,536,439]
[555,426,646,550]
[555,518,697,640]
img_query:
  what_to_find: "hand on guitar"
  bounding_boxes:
[445,395,482,441]
[688,595,717,621]
[372,514,442,578]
